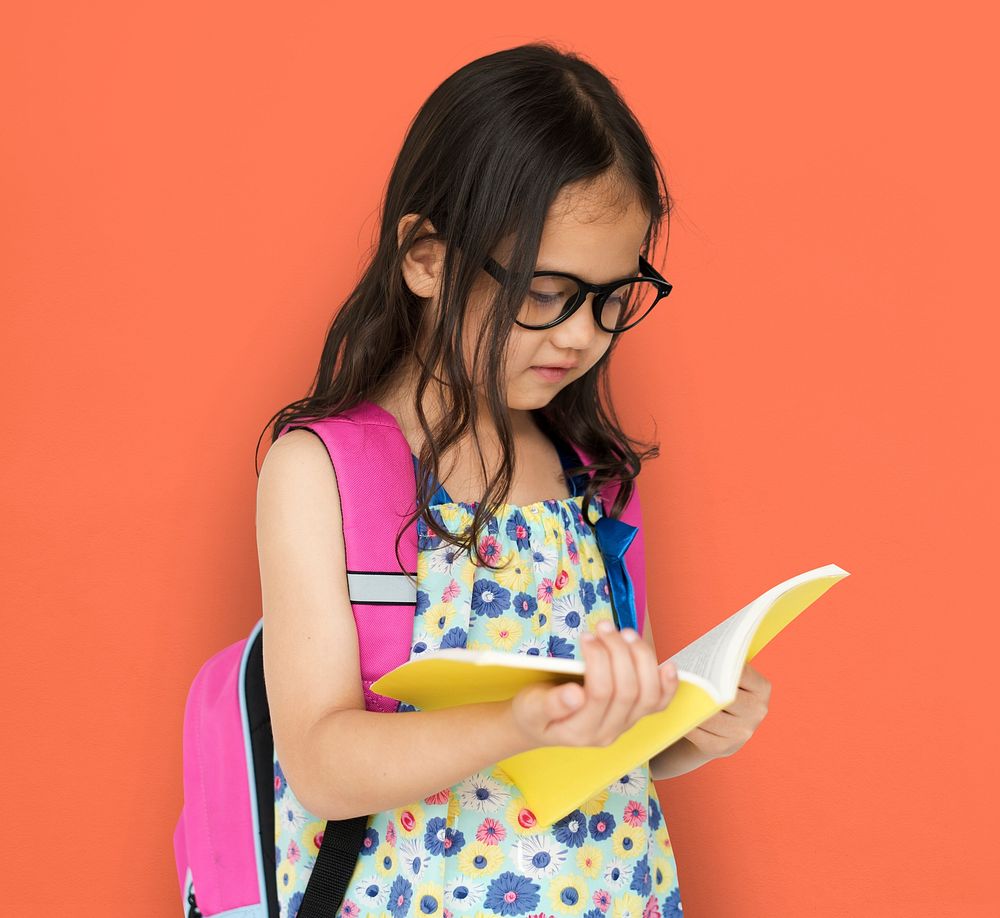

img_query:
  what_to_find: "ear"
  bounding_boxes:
[397,213,446,299]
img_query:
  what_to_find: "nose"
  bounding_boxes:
[551,292,604,347]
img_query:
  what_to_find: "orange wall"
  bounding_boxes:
[3,2,997,914]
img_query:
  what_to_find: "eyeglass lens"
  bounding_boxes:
[519,276,662,331]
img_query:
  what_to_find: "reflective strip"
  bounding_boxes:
[346,570,418,605]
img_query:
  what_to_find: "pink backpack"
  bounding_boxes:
[172,399,647,917]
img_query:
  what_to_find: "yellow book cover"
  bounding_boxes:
[372,562,850,828]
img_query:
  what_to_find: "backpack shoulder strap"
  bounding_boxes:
[567,441,648,637]
[277,401,418,712]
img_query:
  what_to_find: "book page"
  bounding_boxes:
[666,602,759,691]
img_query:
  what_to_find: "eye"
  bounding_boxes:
[529,291,563,306]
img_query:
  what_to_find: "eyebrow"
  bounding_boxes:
[534,257,641,284]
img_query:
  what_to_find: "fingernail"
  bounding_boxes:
[598,620,614,633]
[582,632,595,642]
[622,629,638,643]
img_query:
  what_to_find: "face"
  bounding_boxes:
[489,174,652,412]
[397,172,651,427]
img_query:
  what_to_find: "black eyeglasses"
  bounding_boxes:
[482,253,673,333]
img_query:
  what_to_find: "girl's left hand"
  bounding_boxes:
[682,661,771,759]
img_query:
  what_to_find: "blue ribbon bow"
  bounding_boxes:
[592,515,639,632]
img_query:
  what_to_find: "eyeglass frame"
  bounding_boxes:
[481,253,673,333]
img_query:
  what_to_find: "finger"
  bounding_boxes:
[624,629,663,721]
[574,628,614,736]
[659,660,678,706]
[596,624,640,740]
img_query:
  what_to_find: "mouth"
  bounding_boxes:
[531,366,572,381]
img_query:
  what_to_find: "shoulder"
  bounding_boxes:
[257,428,342,519]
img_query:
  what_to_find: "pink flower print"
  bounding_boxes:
[287,839,301,864]
[593,889,612,913]
[554,569,569,591]
[444,911,453,918]
[386,819,397,845]
[442,579,460,602]
[424,788,451,805]
[537,579,555,604]
[480,534,502,567]
[643,894,662,918]
[623,800,647,827]
[565,530,579,564]
[476,817,507,845]
[341,901,360,917]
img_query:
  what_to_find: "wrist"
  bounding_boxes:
[650,736,716,780]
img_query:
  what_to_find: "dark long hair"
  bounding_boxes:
[256,41,673,575]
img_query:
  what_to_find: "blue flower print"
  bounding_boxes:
[360,826,380,855]
[287,891,303,917]
[647,795,662,830]
[424,816,466,857]
[582,911,604,918]
[417,888,442,914]
[662,887,684,916]
[274,758,287,801]
[588,811,616,841]
[472,579,511,618]
[387,874,413,918]
[547,634,575,658]
[416,589,430,618]
[580,578,597,613]
[630,853,652,897]
[597,574,611,606]
[512,591,538,619]
[440,626,468,649]
[412,640,428,655]
[483,871,540,915]
[417,508,451,551]
[552,809,587,847]
[505,510,532,549]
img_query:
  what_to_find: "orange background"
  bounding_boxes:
[3,2,997,915]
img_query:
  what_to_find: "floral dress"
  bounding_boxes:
[273,443,684,918]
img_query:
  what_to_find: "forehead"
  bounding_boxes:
[536,178,650,283]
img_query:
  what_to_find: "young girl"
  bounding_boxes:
[256,42,769,918]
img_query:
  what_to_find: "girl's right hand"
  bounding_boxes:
[509,620,680,750]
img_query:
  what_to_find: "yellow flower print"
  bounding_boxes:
[413,881,444,915]
[417,548,429,583]
[612,891,646,918]
[457,839,505,877]
[394,802,424,839]
[541,517,564,549]
[276,856,297,898]
[653,851,677,894]
[576,843,604,878]
[467,639,493,653]
[586,609,616,634]
[504,795,542,836]
[492,552,535,593]
[578,787,610,816]
[655,824,673,857]
[374,841,396,877]
[299,820,326,859]
[530,609,550,637]
[485,615,523,651]
[424,602,456,640]
[548,873,587,914]
[447,790,461,824]
[612,822,646,859]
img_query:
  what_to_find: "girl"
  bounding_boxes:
[256,42,770,918]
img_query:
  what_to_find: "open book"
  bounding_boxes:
[371,562,850,828]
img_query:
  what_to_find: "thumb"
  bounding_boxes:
[547,679,585,721]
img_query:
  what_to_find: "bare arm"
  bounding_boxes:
[642,605,717,781]
[260,431,685,819]
[258,430,538,821]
